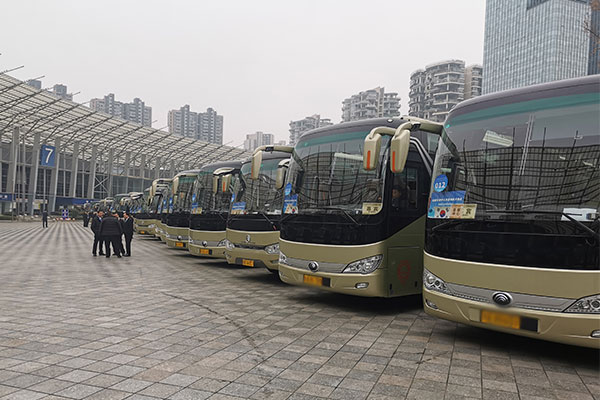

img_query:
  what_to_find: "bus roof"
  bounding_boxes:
[200,159,244,173]
[298,117,413,142]
[450,75,600,119]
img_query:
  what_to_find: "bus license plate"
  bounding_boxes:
[242,259,254,267]
[200,249,210,255]
[175,242,184,248]
[480,310,520,330]
[139,231,145,234]
[303,275,323,286]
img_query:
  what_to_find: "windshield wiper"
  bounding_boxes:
[256,210,278,230]
[487,210,600,240]
[321,206,360,227]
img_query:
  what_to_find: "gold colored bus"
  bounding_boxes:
[156,179,174,242]
[141,178,171,236]
[224,146,293,272]
[164,170,201,249]
[188,160,243,258]
[277,118,441,296]
[132,188,152,235]
[422,76,600,348]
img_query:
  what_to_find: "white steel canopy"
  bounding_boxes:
[0,73,250,169]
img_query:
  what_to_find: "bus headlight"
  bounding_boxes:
[265,243,280,255]
[279,252,287,264]
[217,239,227,247]
[224,240,234,251]
[564,294,600,314]
[343,255,383,274]
[423,269,450,295]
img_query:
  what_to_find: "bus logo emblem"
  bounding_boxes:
[492,292,512,306]
[308,261,319,272]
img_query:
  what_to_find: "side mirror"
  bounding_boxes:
[363,132,382,171]
[275,160,289,189]
[221,174,232,192]
[390,129,411,173]
[212,175,218,194]
[251,151,262,180]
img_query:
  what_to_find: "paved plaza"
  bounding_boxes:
[0,222,597,400]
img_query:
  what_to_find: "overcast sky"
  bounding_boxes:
[1,0,485,147]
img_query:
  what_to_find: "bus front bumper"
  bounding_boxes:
[225,247,279,271]
[134,219,156,235]
[278,263,386,297]
[165,227,190,249]
[423,288,600,349]
[189,243,226,258]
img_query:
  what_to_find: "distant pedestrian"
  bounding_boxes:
[121,212,134,257]
[83,210,90,227]
[100,212,123,258]
[91,211,105,256]
[42,209,48,228]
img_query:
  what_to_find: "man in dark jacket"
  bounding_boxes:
[121,211,134,257]
[100,212,123,258]
[91,211,105,256]
[42,210,48,228]
[83,210,90,227]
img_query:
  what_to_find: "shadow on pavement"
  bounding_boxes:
[451,324,600,366]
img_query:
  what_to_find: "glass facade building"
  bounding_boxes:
[483,0,592,94]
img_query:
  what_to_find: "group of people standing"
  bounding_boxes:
[90,210,134,258]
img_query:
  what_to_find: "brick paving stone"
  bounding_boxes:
[0,222,597,400]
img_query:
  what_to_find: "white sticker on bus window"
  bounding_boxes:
[461,204,477,219]
[362,202,382,215]
[483,130,513,147]
[434,206,451,219]
[562,207,597,221]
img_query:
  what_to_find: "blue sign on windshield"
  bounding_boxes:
[433,174,448,192]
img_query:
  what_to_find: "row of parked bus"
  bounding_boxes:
[127,76,598,349]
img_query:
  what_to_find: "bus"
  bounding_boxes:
[422,75,599,348]
[164,170,201,249]
[277,117,441,297]
[188,160,243,258]
[112,193,131,213]
[224,146,293,272]
[132,188,152,234]
[141,179,171,236]
[155,179,174,242]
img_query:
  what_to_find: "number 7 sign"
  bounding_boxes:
[40,145,56,167]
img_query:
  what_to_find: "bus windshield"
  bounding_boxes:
[173,176,196,212]
[429,97,600,223]
[232,158,284,215]
[190,171,238,214]
[287,131,389,214]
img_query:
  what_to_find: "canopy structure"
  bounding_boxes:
[0,73,251,213]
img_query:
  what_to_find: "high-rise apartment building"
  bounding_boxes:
[588,0,600,75]
[168,105,224,144]
[408,60,482,123]
[90,93,152,126]
[197,108,224,145]
[288,114,332,145]
[341,87,400,122]
[52,84,73,101]
[243,131,274,151]
[464,65,484,100]
[26,79,42,90]
[483,0,593,94]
